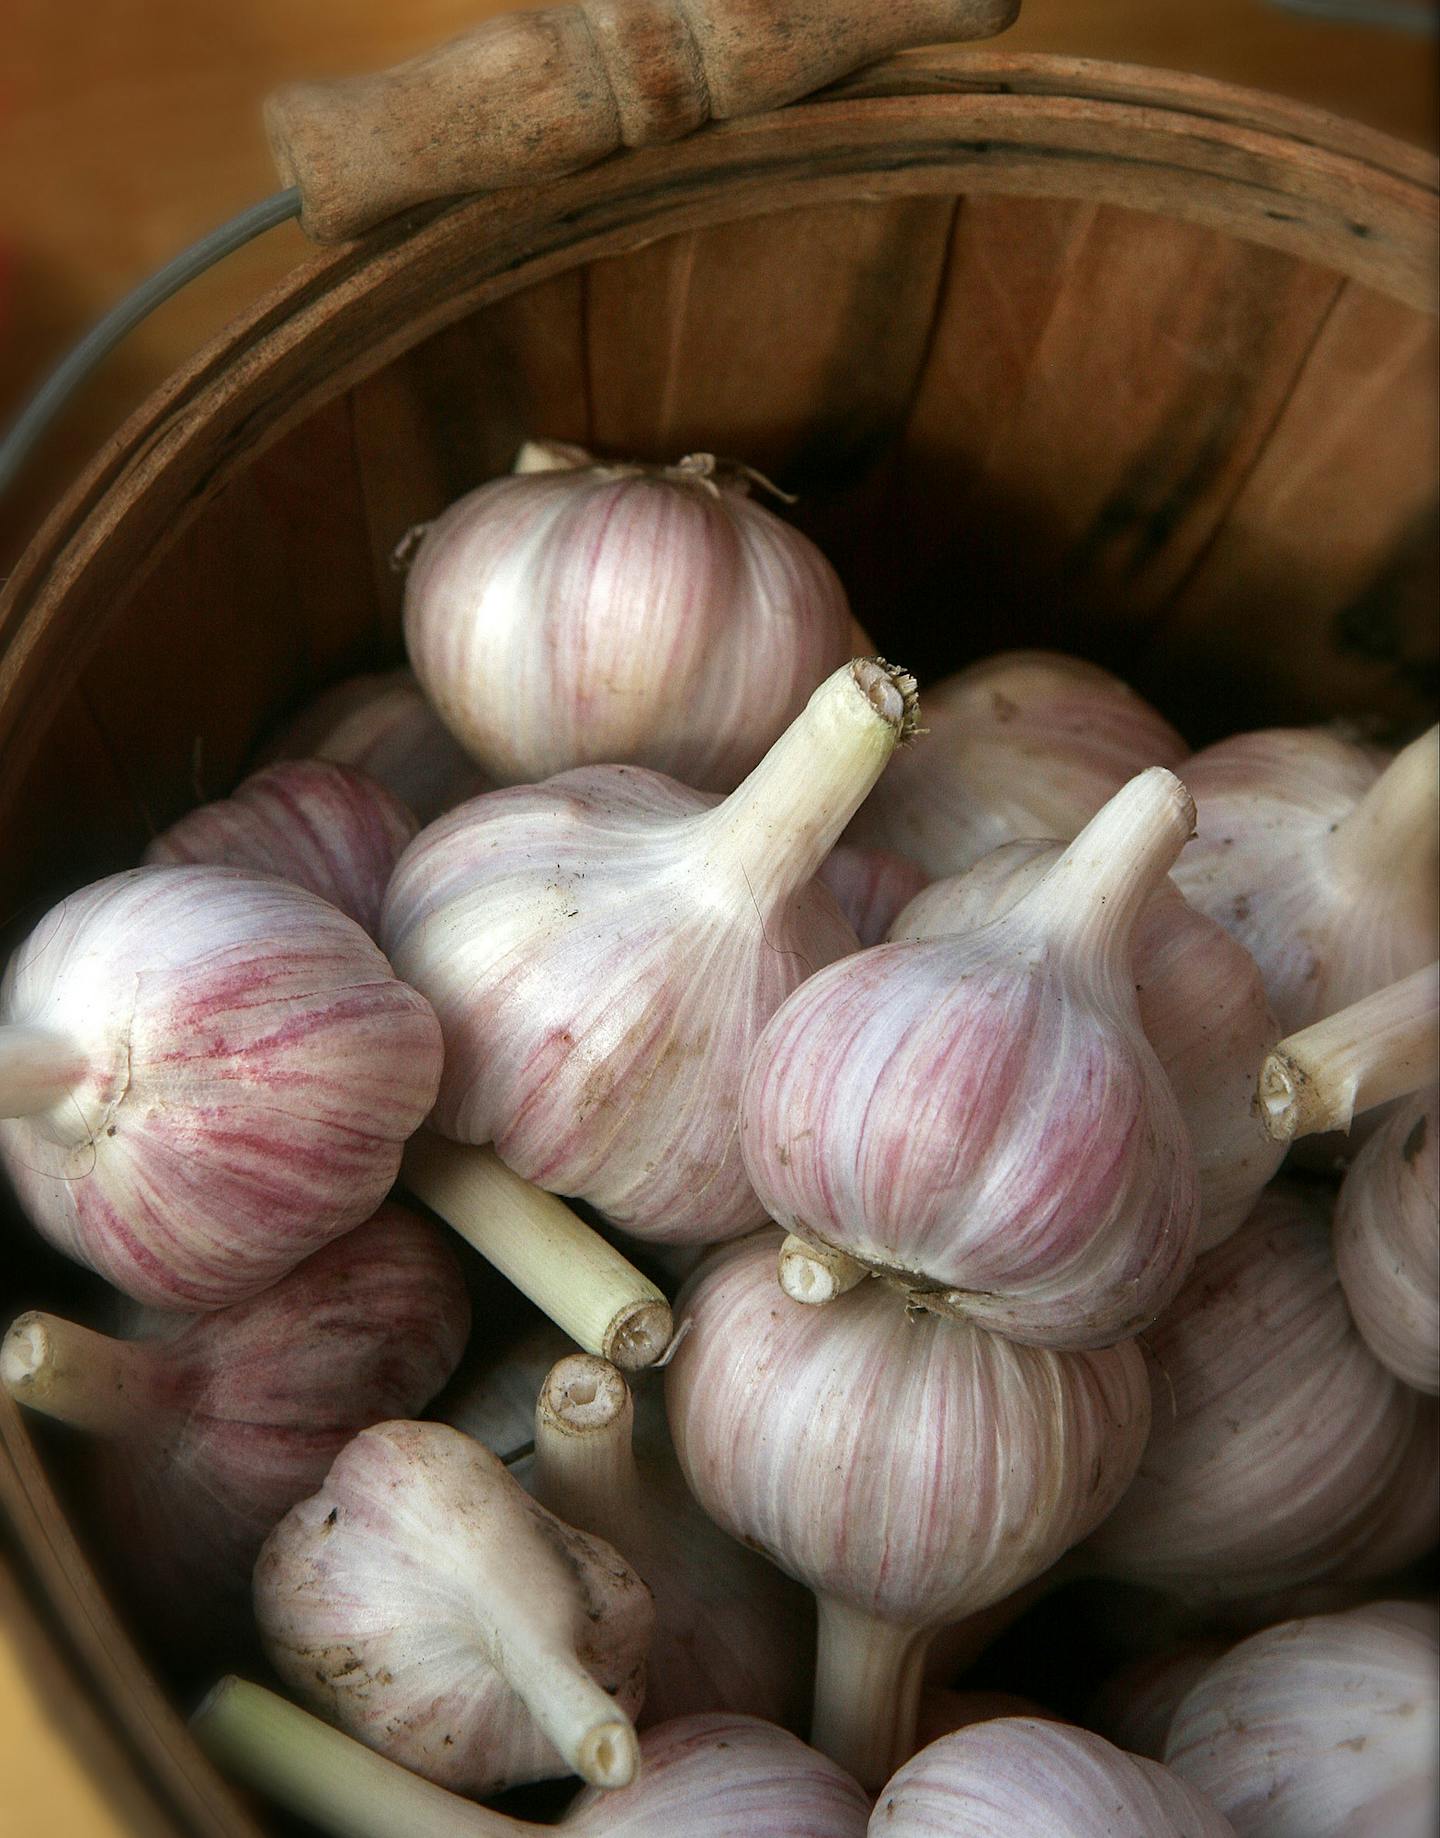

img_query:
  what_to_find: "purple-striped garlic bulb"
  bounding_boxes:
[818,844,928,946]
[403,442,866,793]
[1,1207,468,1651]
[846,650,1186,878]
[531,1354,814,1732]
[144,760,417,937]
[1335,1088,1439,1395]
[0,867,443,1308]
[1171,724,1438,1034]
[383,658,918,1246]
[665,1233,1151,1787]
[1256,963,1439,1148]
[889,837,1282,1251]
[873,1719,1236,1836]
[255,1420,653,1794]
[742,768,1200,1348]
[263,668,485,822]
[1083,1183,1439,1601]
[195,1683,871,1838]
[1165,1603,1439,1836]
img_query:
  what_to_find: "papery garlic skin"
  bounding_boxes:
[818,844,929,947]
[666,1233,1150,1785]
[1084,1183,1439,1600]
[384,660,913,1244]
[742,769,1200,1347]
[1165,1603,1439,1837]
[255,1421,652,1796]
[145,761,418,937]
[873,1718,1236,1836]
[263,668,485,822]
[847,650,1187,878]
[1335,1089,1439,1395]
[1171,726,1439,1035]
[891,839,1283,1250]
[0,867,443,1309]
[4,1208,469,1650]
[403,452,864,791]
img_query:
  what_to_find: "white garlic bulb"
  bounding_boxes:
[255,1420,653,1794]
[1165,1602,1439,1836]
[665,1233,1150,1787]
[1083,1183,1438,1600]
[384,659,915,1245]
[404,445,865,791]
[1171,724,1438,1034]
[846,650,1187,877]
[873,1718,1236,1835]
[890,837,1282,1251]
[1335,1088,1439,1394]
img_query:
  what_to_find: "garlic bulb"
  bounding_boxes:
[1165,1603,1439,1836]
[438,1313,577,1457]
[1335,1088,1439,1394]
[1171,724,1439,1034]
[532,1354,814,1732]
[665,1233,1150,1787]
[846,650,1187,878]
[255,1420,652,1794]
[817,845,928,947]
[743,768,1200,1348]
[144,760,418,937]
[195,1682,871,1838]
[873,1718,1237,1836]
[403,444,865,792]
[1,1207,468,1650]
[1256,962,1439,1144]
[384,658,917,1245]
[890,837,1282,1251]
[263,668,484,822]
[0,867,443,1308]
[1083,1182,1439,1599]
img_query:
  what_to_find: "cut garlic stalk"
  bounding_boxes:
[402,1135,672,1370]
[1256,962,1439,1142]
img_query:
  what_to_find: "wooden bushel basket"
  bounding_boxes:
[0,2,1435,1830]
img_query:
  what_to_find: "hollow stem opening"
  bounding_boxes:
[1,1311,169,1437]
[777,1233,868,1305]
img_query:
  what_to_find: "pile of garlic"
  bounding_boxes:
[1,442,1436,1838]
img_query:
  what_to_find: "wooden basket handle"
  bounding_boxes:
[266,0,1019,241]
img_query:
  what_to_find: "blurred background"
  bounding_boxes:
[0,0,1436,1831]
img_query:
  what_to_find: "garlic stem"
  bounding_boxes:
[777,1234,867,1306]
[1257,962,1440,1142]
[403,1135,672,1370]
[810,1597,929,1792]
[0,1025,86,1119]
[532,1355,646,1536]
[1,1312,167,1437]
[1327,725,1440,890]
[193,1678,523,1838]
[685,659,917,901]
[493,1622,640,1790]
[1018,767,1195,971]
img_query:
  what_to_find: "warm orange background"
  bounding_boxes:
[0,1,1435,1832]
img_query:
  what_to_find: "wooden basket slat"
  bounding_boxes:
[1142,280,1440,734]
[582,196,959,483]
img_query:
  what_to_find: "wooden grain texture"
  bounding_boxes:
[265,0,1019,238]
[1141,279,1440,735]
[861,194,1350,702]
[582,195,958,481]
